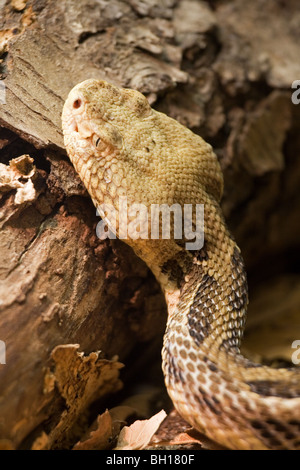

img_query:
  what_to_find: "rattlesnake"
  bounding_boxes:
[62,79,300,450]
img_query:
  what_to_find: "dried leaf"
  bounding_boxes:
[73,406,136,450]
[73,411,115,450]
[169,431,202,446]
[114,409,167,450]
[168,429,225,450]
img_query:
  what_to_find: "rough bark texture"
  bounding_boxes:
[0,0,299,450]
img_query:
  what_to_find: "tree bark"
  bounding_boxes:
[0,0,299,449]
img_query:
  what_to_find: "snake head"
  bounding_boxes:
[62,79,223,273]
[62,79,223,207]
[62,79,153,157]
[62,79,224,290]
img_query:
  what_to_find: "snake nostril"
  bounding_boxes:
[73,99,82,109]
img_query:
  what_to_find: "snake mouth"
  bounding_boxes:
[62,90,112,155]
[62,104,116,168]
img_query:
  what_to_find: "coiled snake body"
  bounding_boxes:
[62,80,300,450]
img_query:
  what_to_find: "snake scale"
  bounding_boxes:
[62,79,300,450]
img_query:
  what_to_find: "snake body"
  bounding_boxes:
[62,79,300,450]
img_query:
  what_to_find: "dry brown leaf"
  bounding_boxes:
[114,409,167,450]
[149,429,226,450]
[169,431,203,446]
[168,428,225,450]
[73,411,115,450]
[73,406,136,450]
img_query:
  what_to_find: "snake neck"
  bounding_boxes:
[145,199,249,355]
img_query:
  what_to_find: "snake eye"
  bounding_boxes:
[73,99,82,109]
[92,135,101,147]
